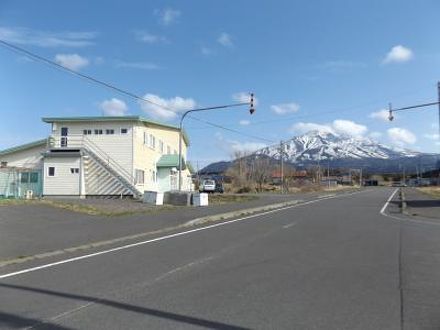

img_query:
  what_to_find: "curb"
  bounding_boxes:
[400,188,408,214]
[184,199,302,227]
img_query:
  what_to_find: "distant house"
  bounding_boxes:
[0,116,193,197]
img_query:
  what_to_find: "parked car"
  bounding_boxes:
[199,179,216,193]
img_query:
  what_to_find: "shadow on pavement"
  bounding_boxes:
[406,200,440,208]
[0,310,73,329]
[0,283,249,330]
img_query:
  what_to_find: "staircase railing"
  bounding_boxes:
[49,134,140,196]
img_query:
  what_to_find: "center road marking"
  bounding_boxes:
[380,188,399,215]
[0,190,366,280]
[283,222,297,229]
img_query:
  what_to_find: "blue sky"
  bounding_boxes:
[1,0,440,169]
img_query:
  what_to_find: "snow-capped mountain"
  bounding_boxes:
[200,130,438,174]
[258,130,420,163]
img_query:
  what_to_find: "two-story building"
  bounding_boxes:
[0,116,192,198]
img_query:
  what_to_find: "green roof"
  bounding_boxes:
[0,139,47,156]
[157,154,186,169]
[42,116,190,146]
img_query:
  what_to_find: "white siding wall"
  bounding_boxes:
[0,144,46,169]
[51,122,134,181]
[43,157,80,195]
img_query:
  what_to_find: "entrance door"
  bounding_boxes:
[61,127,68,147]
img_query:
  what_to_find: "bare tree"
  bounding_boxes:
[252,155,273,192]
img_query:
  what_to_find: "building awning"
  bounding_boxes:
[157,154,186,169]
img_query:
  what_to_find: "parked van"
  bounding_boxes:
[200,179,216,193]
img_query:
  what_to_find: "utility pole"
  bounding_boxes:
[279,140,285,194]
[327,162,330,188]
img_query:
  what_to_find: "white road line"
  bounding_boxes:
[282,222,297,229]
[0,190,365,280]
[380,188,399,215]
[379,188,440,226]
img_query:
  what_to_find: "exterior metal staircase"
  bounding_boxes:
[49,135,142,198]
[82,137,142,199]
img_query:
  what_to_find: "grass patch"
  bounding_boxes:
[208,194,259,205]
[418,187,440,199]
[0,198,177,216]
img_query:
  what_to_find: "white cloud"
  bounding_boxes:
[139,94,196,120]
[369,109,394,122]
[100,98,128,116]
[290,119,368,137]
[290,122,334,135]
[383,45,414,64]
[271,102,300,115]
[218,32,233,47]
[424,133,439,140]
[369,131,383,139]
[229,141,267,153]
[155,8,181,26]
[0,26,97,47]
[387,127,417,146]
[239,120,250,126]
[54,54,89,71]
[232,92,259,106]
[332,119,368,137]
[135,31,167,44]
[115,61,160,70]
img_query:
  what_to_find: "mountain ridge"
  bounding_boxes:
[200,131,438,174]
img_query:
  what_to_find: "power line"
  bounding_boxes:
[0,39,176,111]
[187,115,275,143]
[0,39,274,143]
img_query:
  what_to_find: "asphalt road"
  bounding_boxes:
[1,188,440,329]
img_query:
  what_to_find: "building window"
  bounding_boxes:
[135,169,144,184]
[94,129,103,135]
[20,173,29,183]
[83,129,92,135]
[30,172,39,183]
[149,134,156,149]
[143,132,148,145]
[0,161,7,168]
[121,128,128,134]
[152,170,156,182]
[167,145,171,154]
[48,167,55,177]
[105,129,115,135]
[159,140,164,154]
[70,168,79,174]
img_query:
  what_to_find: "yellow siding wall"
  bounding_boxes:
[133,123,189,191]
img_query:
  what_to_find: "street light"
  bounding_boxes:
[178,93,256,191]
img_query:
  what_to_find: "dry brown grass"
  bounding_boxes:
[418,187,440,199]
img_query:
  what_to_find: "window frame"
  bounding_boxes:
[135,169,145,185]
[120,128,128,134]
[48,167,55,177]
